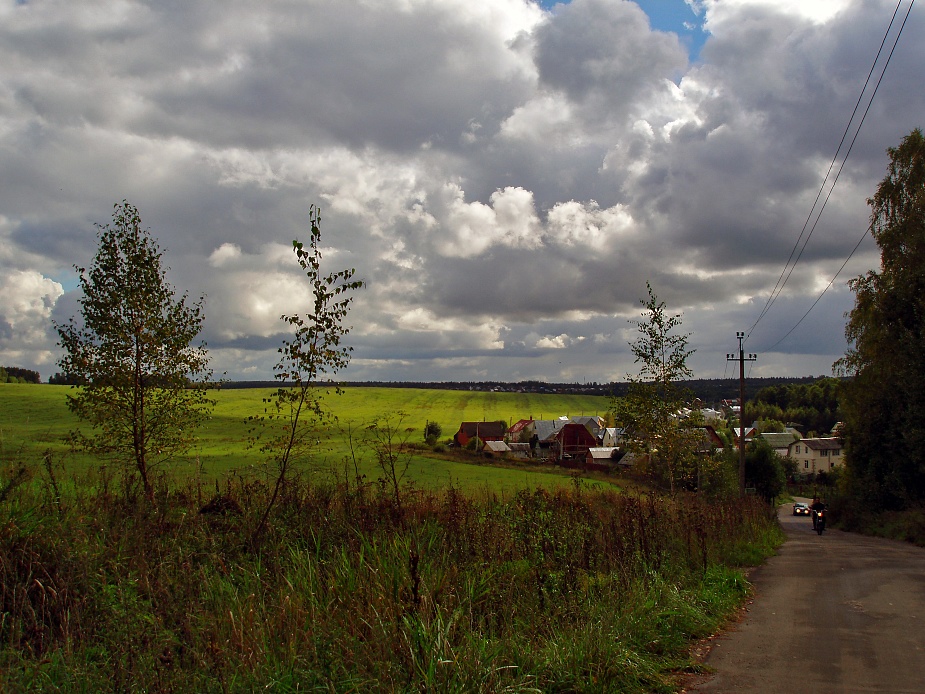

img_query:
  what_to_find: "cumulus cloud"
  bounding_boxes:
[0,0,919,384]
[0,270,64,370]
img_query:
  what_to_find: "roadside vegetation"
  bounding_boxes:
[0,471,781,692]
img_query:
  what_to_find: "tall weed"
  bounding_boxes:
[0,477,781,692]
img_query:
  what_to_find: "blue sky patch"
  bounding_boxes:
[538,0,707,60]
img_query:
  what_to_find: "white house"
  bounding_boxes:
[788,437,844,476]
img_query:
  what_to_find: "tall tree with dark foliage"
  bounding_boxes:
[836,129,925,510]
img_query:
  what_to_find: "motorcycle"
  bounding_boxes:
[813,508,826,535]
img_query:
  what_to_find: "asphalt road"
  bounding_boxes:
[688,498,925,693]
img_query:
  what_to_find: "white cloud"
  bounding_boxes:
[433,184,543,257]
[703,0,851,28]
[208,243,242,267]
[0,270,64,369]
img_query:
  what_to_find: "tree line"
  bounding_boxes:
[745,376,843,435]
[0,366,41,383]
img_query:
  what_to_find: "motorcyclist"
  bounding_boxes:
[810,496,826,530]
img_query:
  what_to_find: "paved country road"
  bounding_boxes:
[688,499,925,693]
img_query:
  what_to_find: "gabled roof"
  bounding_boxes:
[733,426,757,441]
[571,415,603,429]
[484,440,511,453]
[759,431,800,449]
[794,437,842,451]
[457,421,506,439]
[553,423,598,446]
[701,426,725,449]
[588,447,619,460]
[508,418,534,434]
[602,427,625,439]
[533,419,567,441]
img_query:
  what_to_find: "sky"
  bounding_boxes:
[0,0,922,384]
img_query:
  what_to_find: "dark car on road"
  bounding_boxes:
[793,502,810,516]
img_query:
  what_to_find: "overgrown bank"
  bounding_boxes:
[1,479,782,692]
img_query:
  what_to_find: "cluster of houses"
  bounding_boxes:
[453,415,845,478]
[453,416,626,471]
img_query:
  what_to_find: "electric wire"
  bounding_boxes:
[748,0,906,335]
[746,0,914,351]
[762,225,870,353]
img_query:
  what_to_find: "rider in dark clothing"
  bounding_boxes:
[811,497,826,529]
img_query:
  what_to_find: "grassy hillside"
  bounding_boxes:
[0,383,612,493]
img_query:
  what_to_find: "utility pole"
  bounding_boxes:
[727,332,757,497]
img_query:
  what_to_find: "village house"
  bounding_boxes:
[482,440,512,457]
[758,428,802,457]
[570,415,604,440]
[506,442,532,459]
[702,425,726,450]
[601,427,624,447]
[454,421,506,447]
[506,418,536,444]
[530,419,569,457]
[788,437,844,476]
[551,422,598,463]
[732,425,757,448]
[584,447,625,470]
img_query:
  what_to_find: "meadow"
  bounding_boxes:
[0,383,614,494]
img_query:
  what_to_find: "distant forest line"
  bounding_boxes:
[22,370,843,406]
[218,376,842,404]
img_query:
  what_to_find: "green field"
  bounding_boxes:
[0,383,614,493]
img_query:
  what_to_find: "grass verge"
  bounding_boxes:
[0,474,781,693]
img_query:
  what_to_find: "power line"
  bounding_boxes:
[749,0,906,334]
[762,225,871,353]
[747,0,914,345]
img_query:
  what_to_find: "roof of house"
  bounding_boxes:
[759,431,801,449]
[457,421,506,439]
[484,440,511,453]
[553,422,598,443]
[508,418,534,434]
[533,419,567,441]
[571,416,603,430]
[697,427,725,451]
[733,426,757,440]
[587,447,619,460]
[793,437,843,451]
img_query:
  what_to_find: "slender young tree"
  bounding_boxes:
[612,283,699,493]
[55,202,213,499]
[252,206,363,543]
[836,129,925,511]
